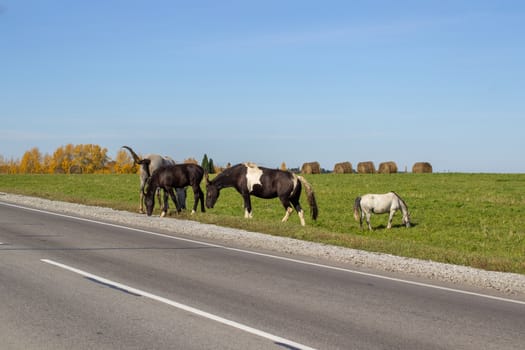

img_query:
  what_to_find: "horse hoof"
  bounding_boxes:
[160,211,167,217]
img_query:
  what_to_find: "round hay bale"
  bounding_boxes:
[301,161,321,174]
[412,162,433,173]
[357,161,376,174]
[184,158,198,165]
[378,161,398,174]
[333,162,353,174]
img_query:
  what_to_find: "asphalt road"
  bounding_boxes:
[1,201,524,349]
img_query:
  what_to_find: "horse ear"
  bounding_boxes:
[205,172,210,184]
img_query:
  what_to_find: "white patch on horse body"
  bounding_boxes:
[244,163,263,193]
[292,174,299,194]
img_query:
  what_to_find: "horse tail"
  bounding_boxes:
[122,146,150,165]
[297,176,318,220]
[353,196,361,221]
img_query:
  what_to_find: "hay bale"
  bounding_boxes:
[333,162,353,174]
[357,161,376,174]
[412,162,433,173]
[378,161,398,174]
[301,161,321,174]
[184,158,198,164]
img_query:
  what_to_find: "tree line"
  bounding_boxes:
[0,144,218,175]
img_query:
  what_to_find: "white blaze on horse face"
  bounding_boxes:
[244,163,263,193]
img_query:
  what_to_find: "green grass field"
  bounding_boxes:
[1,173,524,274]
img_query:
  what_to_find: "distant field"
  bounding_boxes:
[1,173,524,274]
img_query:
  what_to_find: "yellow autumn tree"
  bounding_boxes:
[0,156,10,174]
[19,147,42,174]
[47,144,108,174]
[69,144,109,174]
[113,149,136,174]
[42,153,53,174]
[8,159,19,174]
[49,144,73,173]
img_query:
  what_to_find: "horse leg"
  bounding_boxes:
[168,187,181,214]
[156,188,164,212]
[191,185,201,214]
[279,197,293,223]
[290,198,306,226]
[281,207,293,222]
[195,185,206,213]
[387,209,396,229]
[175,187,186,210]
[365,211,373,231]
[139,189,145,214]
[160,189,171,217]
[198,186,205,213]
[243,194,253,218]
[298,209,305,226]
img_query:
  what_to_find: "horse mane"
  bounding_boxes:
[210,164,243,187]
[391,191,408,209]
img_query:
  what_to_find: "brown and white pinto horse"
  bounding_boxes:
[206,163,318,226]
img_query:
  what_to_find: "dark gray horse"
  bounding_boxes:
[122,146,186,214]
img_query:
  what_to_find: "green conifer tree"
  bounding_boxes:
[201,154,209,172]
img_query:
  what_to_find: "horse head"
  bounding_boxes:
[402,212,412,228]
[143,176,156,216]
[205,175,220,209]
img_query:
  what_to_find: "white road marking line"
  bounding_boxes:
[41,258,316,350]
[2,201,525,305]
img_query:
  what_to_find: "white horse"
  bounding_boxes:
[353,192,411,230]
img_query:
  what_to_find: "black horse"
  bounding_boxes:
[144,164,205,216]
[206,162,318,226]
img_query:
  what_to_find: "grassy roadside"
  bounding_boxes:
[1,173,524,274]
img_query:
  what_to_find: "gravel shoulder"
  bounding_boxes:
[2,192,525,298]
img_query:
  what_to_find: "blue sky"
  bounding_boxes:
[1,1,524,172]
